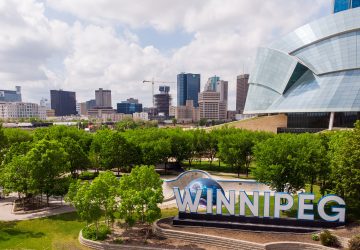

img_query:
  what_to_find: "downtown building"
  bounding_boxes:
[177,73,201,107]
[244,2,360,130]
[0,102,46,120]
[50,90,77,116]
[198,91,227,121]
[117,98,142,114]
[88,88,115,118]
[0,86,22,102]
[154,86,171,117]
[236,74,249,114]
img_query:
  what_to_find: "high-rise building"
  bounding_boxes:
[177,73,201,107]
[0,86,21,102]
[334,0,360,13]
[40,97,51,109]
[204,76,220,91]
[198,91,227,120]
[50,90,76,116]
[236,74,250,114]
[217,80,228,104]
[154,86,171,117]
[117,99,142,114]
[95,88,112,108]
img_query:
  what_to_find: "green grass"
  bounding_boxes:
[0,212,87,250]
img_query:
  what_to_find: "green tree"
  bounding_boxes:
[328,121,360,207]
[253,133,324,194]
[100,132,140,174]
[89,129,112,172]
[3,128,32,147]
[61,137,90,176]
[118,166,163,239]
[27,139,69,205]
[0,124,8,162]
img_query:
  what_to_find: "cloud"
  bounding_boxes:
[0,0,331,109]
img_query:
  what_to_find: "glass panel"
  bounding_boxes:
[334,0,350,13]
[352,0,360,8]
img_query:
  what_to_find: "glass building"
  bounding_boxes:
[117,100,142,114]
[244,6,360,128]
[50,90,77,116]
[0,86,21,102]
[177,73,201,107]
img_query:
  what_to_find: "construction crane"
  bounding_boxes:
[143,79,175,107]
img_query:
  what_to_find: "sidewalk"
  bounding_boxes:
[0,195,75,221]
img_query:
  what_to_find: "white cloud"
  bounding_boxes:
[0,0,331,108]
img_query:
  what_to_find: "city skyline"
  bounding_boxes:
[0,1,331,109]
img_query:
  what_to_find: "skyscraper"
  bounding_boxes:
[0,86,21,102]
[236,74,249,114]
[204,76,220,91]
[50,90,76,116]
[95,88,112,108]
[198,91,227,120]
[177,73,201,107]
[217,80,228,104]
[334,0,360,13]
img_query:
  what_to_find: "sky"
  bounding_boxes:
[0,0,331,109]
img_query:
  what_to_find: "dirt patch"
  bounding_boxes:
[333,222,360,238]
[104,223,214,249]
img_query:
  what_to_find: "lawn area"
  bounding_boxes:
[0,208,179,250]
[0,212,87,250]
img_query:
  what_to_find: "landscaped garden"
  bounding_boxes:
[0,119,359,249]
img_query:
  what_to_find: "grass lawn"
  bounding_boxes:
[0,208,180,250]
[0,212,87,250]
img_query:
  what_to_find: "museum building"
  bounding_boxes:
[244,1,360,129]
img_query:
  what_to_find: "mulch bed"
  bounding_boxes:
[104,223,213,249]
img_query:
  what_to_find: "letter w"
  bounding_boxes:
[173,187,201,213]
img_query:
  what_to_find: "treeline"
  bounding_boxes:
[0,120,359,212]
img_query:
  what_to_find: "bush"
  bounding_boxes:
[78,171,99,180]
[82,224,110,241]
[319,230,339,247]
[349,235,360,250]
[312,233,319,241]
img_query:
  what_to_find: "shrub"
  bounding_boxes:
[319,230,339,247]
[312,233,319,241]
[113,238,123,244]
[349,235,360,250]
[78,171,99,180]
[82,224,110,241]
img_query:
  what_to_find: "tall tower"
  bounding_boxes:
[95,88,112,108]
[177,73,200,107]
[236,74,249,114]
[50,90,77,116]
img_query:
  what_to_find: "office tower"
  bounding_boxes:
[40,97,51,109]
[217,80,228,104]
[177,73,201,107]
[117,98,142,114]
[204,76,220,91]
[154,86,171,117]
[198,91,227,120]
[95,88,112,108]
[236,74,249,114]
[0,86,22,102]
[50,90,76,116]
[334,0,360,13]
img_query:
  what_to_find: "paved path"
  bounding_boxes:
[0,195,75,221]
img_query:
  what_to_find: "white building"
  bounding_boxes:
[0,102,46,120]
[198,91,227,121]
[133,112,149,121]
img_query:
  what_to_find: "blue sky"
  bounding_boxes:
[0,0,331,109]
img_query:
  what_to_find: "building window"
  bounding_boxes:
[334,0,351,13]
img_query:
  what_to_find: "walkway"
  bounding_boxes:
[0,195,75,221]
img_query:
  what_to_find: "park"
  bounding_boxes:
[0,120,359,249]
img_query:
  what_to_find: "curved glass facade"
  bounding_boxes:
[244,7,360,114]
